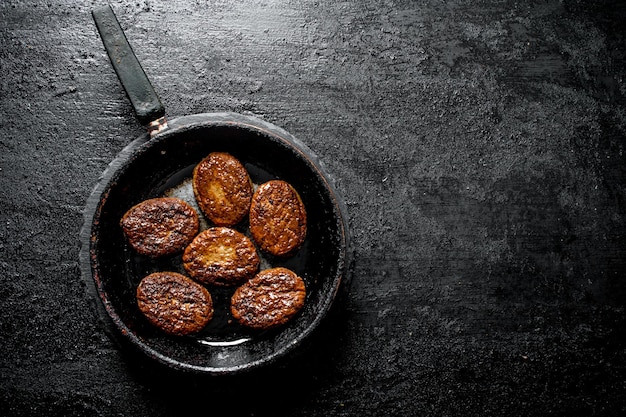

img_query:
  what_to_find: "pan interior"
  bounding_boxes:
[90,116,346,373]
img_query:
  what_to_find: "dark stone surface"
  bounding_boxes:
[1,0,625,415]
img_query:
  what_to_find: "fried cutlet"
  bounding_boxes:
[136,271,213,336]
[249,180,307,256]
[120,197,199,257]
[182,227,260,286]
[230,267,306,330]
[192,152,253,226]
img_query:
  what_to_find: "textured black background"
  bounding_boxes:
[1,0,626,415]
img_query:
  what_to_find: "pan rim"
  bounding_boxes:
[79,112,351,375]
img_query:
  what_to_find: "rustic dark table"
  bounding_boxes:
[1,0,625,415]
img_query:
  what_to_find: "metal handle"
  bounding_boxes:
[92,4,166,127]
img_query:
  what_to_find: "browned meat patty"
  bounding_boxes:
[230,267,306,330]
[120,197,199,257]
[136,271,213,336]
[182,227,260,286]
[249,180,307,256]
[192,152,253,227]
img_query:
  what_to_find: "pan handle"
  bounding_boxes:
[92,4,167,135]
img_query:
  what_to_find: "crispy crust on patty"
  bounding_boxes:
[230,267,306,330]
[120,197,199,257]
[249,180,307,256]
[136,271,213,336]
[182,227,260,286]
[192,152,253,227]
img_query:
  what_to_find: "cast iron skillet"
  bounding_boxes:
[79,4,350,375]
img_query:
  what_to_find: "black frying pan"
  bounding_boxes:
[79,4,350,375]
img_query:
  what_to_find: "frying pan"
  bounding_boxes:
[79,4,350,375]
